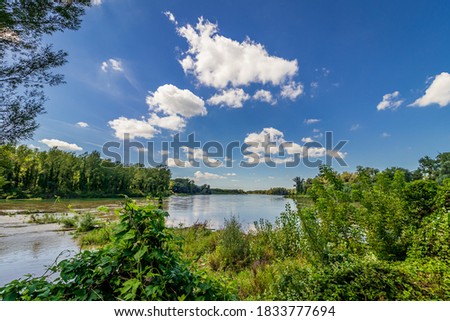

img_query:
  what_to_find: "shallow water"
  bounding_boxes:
[0,195,294,287]
[166,194,295,229]
[0,215,79,286]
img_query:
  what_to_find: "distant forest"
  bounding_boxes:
[1,144,449,199]
[0,145,171,199]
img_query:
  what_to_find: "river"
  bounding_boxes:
[0,195,294,286]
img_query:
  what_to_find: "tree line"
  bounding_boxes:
[292,152,450,195]
[0,145,171,199]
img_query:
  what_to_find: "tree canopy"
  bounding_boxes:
[0,0,90,144]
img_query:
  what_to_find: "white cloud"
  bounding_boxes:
[244,127,285,155]
[381,132,391,138]
[253,89,276,105]
[312,128,320,133]
[301,137,314,143]
[225,173,237,176]
[180,147,222,166]
[40,139,82,151]
[101,58,123,72]
[166,157,193,168]
[109,84,206,139]
[91,0,102,5]
[207,88,250,108]
[377,91,404,111]
[146,84,206,117]
[76,122,89,128]
[194,171,226,181]
[304,118,320,125]
[164,11,177,24]
[148,113,186,131]
[280,81,304,100]
[350,123,360,131]
[108,117,159,139]
[28,144,40,150]
[242,127,328,164]
[410,72,450,107]
[181,146,205,161]
[177,18,298,88]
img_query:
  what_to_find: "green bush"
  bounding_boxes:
[272,257,450,301]
[79,225,114,247]
[0,201,234,301]
[175,222,219,262]
[215,216,249,271]
[251,204,302,262]
[59,215,78,229]
[77,212,98,232]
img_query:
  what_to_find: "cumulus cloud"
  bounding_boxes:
[410,72,450,107]
[109,84,206,138]
[304,118,320,125]
[181,146,206,161]
[108,117,159,139]
[177,18,298,88]
[91,0,102,5]
[76,122,89,128]
[207,88,250,108]
[242,127,329,164]
[194,171,226,181]
[40,139,82,151]
[101,58,123,72]
[377,91,404,111]
[146,84,206,117]
[166,157,193,168]
[280,81,304,100]
[244,127,286,155]
[253,89,276,105]
[180,146,222,167]
[148,113,186,131]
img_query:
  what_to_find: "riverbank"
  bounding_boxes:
[0,214,79,287]
[2,199,449,301]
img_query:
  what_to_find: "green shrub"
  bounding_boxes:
[251,204,302,262]
[59,215,78,229]
[272,257,450,300]
[28,213,59,224]
[0,201,234,301]
[77,212,98,232]
[79,225,114,247]
[175,222,219,262]
[215,216,249,271]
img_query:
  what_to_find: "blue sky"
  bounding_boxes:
[29,0,450,189]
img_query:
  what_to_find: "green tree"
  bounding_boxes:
[0,0,90,144]
[292,176,305,194]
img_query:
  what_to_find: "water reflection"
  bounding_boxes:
[167,194,294,230]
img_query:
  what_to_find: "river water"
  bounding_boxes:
[0,195,294,286]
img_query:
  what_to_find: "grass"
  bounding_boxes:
[78,225,114,248]
[28,213,60,224]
